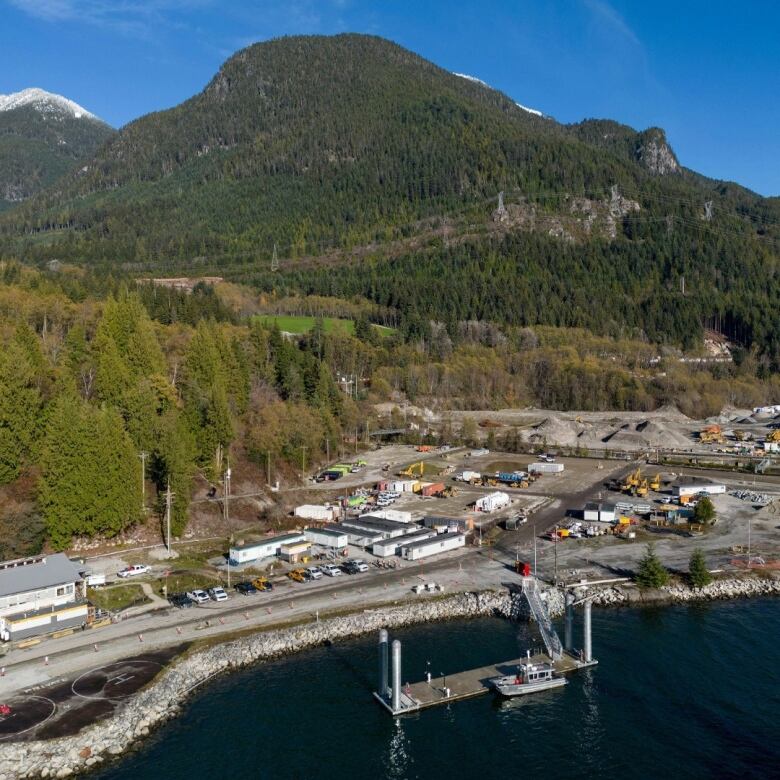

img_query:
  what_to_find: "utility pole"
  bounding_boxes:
[271,242,279,272]
[533,525,537,576]
[355,427,358,455]
[554,525,558,585]
[223,462,232,588]
[164,478,174,557]
[300,446,307,481]
[139,451,148,512]
[326,437,330,463]
[266,451,272,485]
[747,515,751,569]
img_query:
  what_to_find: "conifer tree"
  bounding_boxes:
[635,542,669,588]
[688,549,712,589]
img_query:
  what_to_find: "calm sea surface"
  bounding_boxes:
[97,599,780,780]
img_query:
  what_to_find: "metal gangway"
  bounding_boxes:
[522,577,563,660]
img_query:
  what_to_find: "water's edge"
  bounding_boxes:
[2,577,779,779]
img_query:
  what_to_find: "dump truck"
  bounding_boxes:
[700,425,724,444]
[495,471,530,488]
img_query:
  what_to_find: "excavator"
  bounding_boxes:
[621,468,641,493]
[766,429,780,443]
[399,461,426,478]
[649,473,662,491]
[635,479,649,498]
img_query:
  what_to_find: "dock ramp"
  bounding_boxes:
[522,578,563,660]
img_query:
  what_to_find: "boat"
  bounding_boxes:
[490,661,567,697]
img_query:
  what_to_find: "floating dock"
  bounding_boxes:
[374,578,599,717]
[374,651,596,715]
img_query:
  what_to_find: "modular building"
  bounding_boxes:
[363,508,414,524]
[341,515,411,539]
[294,504,339,522]
[673,483,726,499]
[529,462,565,474]
[337,526,384,548]
[279,541,312,563]
[372,529,436,557]
[304,526,349,549]
[583,502,616,523]
[423,515,467,532]
[229,533,306,565]
[401,532,466,561]
[0,554,87,642]
[474,491,510,513]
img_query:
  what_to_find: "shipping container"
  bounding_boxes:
[529,462,565,474]
[421,482,446,497]
[674,483,726,498]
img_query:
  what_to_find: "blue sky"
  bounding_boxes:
[2,0,778,195]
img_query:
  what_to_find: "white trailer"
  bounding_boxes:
[674,483,726,498]
[529,462,565,474]
[337,527,383,548]
[460,470,481,483]
[229,533,306,564]
[583,502,616,523]
[372,529,435,557]
[304,527,348,549]
[364,508,414,524]
[474,491,510,513]
[401,532,465,561]
[294,504,339,522]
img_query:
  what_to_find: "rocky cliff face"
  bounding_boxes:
[635,128,679,175]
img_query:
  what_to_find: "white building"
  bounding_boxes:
[337,527,384,548]
[364,508,414,524]
[294,504,339,522]
[475,491,510,513]
[0,554,87,642]
[342,516,411,539]
[673,483,726,499]
[304,526,348,549]
[372,529,435,557]
[583,502,616,523]
[229,533,306,565]
[401,532,466,561]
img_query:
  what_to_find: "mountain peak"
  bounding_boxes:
[0,88,100,122]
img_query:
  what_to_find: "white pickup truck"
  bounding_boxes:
[117,564,150,579]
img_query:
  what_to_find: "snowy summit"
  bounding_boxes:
[0,88,98,121]
[452,72,543,117]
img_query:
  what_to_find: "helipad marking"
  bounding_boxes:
[0,696,56,739]
[71,661,161,701]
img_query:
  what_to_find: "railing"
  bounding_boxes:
[522,578,562,660]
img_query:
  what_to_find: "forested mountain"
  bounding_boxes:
[0,88,114,212]
[1,35,779,360]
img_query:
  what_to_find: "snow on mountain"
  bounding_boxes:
[453,72,543,117]
[0,88,98,121]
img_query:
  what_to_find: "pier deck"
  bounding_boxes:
[374,652,597,716]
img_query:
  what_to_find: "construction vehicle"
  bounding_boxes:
[442,485,459,498]
[287,569,306,583]
[766,429,780,443]
[416,445,434,453]
[399,461,425,478]
[700,424,724,444]
[649,473,662,491]
[621,468,641,493]
[635,479,649,498]
[251,576,273,592]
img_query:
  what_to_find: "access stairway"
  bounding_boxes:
[522,577,563,660]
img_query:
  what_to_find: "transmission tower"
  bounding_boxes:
[703,200,714,221]
[497,191,506,216]
[609,184,621,217]
[271,242,279,272]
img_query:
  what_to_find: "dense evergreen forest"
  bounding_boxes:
[1,262,778,556]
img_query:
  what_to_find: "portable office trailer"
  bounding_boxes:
[229,533,306,564]
[401,532,466,561]
[529,462,565,474]
[423,515,466,532]
[673,483,726,498]
[304,527,348,549]
[342,515,411,539]
[372,529,436,557]
[336,526,384,548]
[279,541,312,563]
[583,502,616,523]
[364,508,414,524]
[474,491,510,513]
[294,504,339,522]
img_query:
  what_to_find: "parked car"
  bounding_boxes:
[351,559,369,573]
[186,589,209,604]
[251,577,273,592]
[234,581,258,596]
[168,593,194,609]
[117,564,150,579]
[305,566,323,580]
[208,587,228,602]
[321,564,343,577]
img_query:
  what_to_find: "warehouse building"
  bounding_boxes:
[0,554,87,642]
[229,533,306,565]
[400,532,466,561]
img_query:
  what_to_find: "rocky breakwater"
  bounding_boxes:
[0,590,515,779]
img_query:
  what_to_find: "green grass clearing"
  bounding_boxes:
[88,584,150,612]
[254,315,394,337]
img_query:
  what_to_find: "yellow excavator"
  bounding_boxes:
[399,461,426,478]
[635,479,649,497]
[649,473,662,491]
[766,429,780,443]
[621,468,641,493]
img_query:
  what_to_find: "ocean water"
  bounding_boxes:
[97,599,780,780]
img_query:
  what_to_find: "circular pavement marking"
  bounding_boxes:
[0,696,56,739]
[71,660,162,702]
